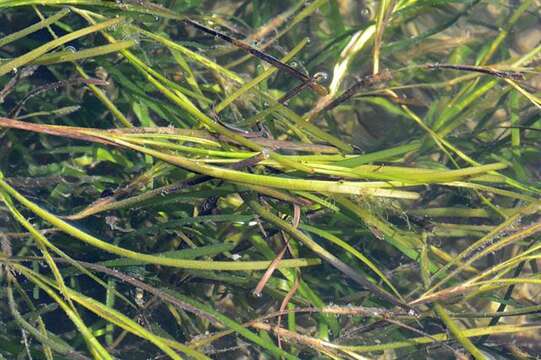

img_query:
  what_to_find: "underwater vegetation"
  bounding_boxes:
[0,0,540,359]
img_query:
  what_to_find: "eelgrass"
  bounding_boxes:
[0,1,540,359]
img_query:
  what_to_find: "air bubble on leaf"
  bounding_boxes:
[65,46,77,53]
[314,71,328,82]
[361,7,372,18]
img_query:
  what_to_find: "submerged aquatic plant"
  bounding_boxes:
[0,0,539,359]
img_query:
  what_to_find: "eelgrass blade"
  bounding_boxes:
[0,17,124,77]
